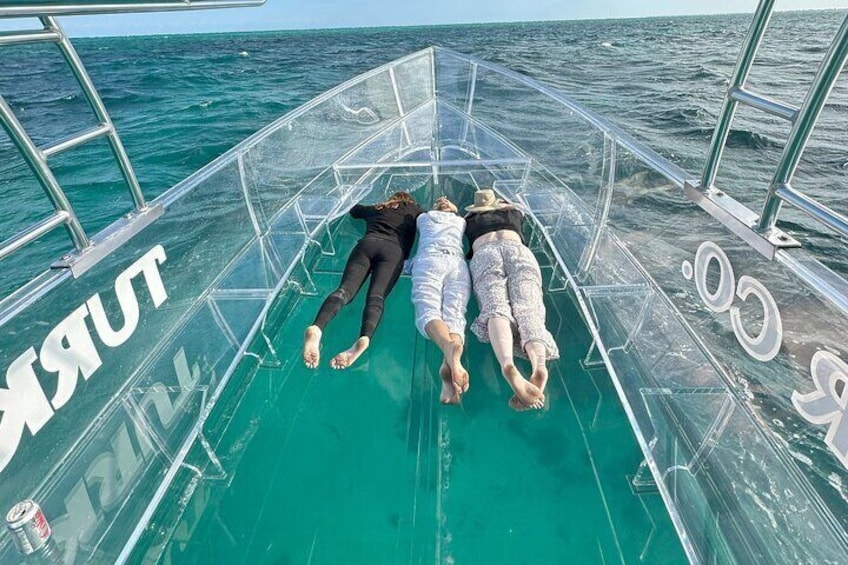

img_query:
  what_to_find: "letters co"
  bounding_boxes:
[683,241,848,469]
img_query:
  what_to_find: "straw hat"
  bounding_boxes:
[465,189,509,212]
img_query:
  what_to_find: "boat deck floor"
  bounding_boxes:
[146,220,685,564]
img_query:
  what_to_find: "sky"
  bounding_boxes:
[0,0,844,37]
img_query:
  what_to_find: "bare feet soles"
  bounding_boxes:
[530,366,549,394]
[513,366,551,410]
[502,364,545,411]
[439,360,461,404]
[303,326,322,368]
[330,336,370,369]
[508,365,550,411]
[508,396,532,411]
[446,338,469,394]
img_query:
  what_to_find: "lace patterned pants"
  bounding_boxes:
[469,239,559,360]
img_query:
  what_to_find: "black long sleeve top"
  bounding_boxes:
[351,201,425,259]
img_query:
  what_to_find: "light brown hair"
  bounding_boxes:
[376,191,416,210]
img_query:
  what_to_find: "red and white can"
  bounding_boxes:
[6,500,52,555]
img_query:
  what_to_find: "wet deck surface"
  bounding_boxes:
[150,224,685,564]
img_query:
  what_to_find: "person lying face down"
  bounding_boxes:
[303,191,424,370]
[410,196,472,405]
[464,189,560,411]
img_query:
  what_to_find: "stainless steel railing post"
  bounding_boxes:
[41,16,148,211]
[700,0,775,190]
[0,95,90,251]
[758,13,848,232]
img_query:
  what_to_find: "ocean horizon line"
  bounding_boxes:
[72,7,844,40]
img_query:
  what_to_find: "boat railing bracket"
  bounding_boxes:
[683,180,800,260]
[696,0,848,255]
[580,338,606,370]
[50,203,164,278]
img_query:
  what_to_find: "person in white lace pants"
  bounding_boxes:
[464,189,559,411]
[411,197,471,404]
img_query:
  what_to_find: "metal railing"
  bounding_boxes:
[0,2,266,279]
[690,0,848,258]
[0,16,160,276]
[0,1,265,18]
[759,13,848,233]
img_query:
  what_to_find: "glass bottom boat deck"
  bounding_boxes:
[2,44,848,564]
[132,202,685,563]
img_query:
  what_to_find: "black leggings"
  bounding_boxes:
[312,237,404,338]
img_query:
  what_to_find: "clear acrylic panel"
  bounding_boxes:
[437,101,529,162]
[338,101,435,167]
[3,46,848,565]
[433,49,473,111]
[467,64,609,215]
[392,50,435,113]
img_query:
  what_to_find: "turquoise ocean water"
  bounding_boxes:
[0,10,847,297]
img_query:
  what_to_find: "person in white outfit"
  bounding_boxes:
[411,196,472,404]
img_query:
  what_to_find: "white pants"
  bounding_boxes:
[411,252,471,340]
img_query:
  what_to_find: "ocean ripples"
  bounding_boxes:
[724,128,782,149]
[0,10,846,282]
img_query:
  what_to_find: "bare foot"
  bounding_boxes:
[509,367,550,410]
[530,366,549,393]
[439,360,461,404]
[508,396,536,411]
[303,326,322,369]
[330,336,370,369]
[502,364,544,410]
[446,338,469,393]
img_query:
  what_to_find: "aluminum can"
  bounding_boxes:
[5,500,51,555]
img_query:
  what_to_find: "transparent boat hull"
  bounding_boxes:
[1,47,847,563]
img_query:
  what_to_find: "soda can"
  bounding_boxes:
[6,500,52,555]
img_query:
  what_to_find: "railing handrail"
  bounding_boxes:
[759,11,848,231]
[701,0,777,190]
[0,0,266,18]
[0,17,153,276]
[694,0,848,252]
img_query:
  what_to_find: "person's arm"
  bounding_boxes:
[458,217,472,259]
[463,216,474,260]
[350,204,375,219]
[513,209,530,247]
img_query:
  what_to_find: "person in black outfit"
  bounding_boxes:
[303,191,424,369]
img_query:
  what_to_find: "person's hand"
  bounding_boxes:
[434,196,458,213]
